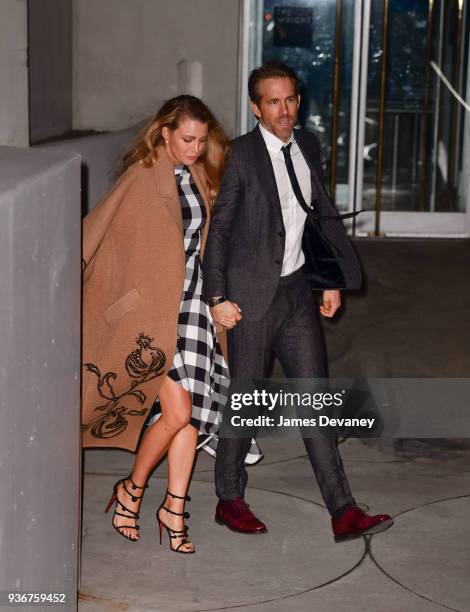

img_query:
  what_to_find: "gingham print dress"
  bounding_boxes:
[147,165,261,463]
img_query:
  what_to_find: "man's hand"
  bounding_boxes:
[210,300,242,330]
[320,289,341,318]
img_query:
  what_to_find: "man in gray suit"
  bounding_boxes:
[203,61,392,541]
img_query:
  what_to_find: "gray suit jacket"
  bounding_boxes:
[202,125,362,321]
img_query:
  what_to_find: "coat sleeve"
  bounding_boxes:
[202,151,243,299]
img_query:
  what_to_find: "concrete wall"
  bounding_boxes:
[73,0,241,136]
[0,147,81,610]
[0,0,29,146]
[38,119,147,214]
[28,0,73,143]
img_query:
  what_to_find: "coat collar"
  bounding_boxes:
[150,145,211,246]
[151,145,209,204]
[151,145,180,200]
[253,124,313,167]
[258,122,294,156]
[251,124,323,207]
[294,130,329,203]
[293,129,315,175]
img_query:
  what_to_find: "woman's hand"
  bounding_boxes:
[210,300,242,330]
[320,290,341,318]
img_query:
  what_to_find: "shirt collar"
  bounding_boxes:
[258,122,295,155]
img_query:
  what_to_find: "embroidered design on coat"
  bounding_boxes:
[82,332,166,439]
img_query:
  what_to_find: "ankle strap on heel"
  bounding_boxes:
[122,476,148,503]
[162,490,190,519]
[162,506,190,519]
[166,490,191,502]
[129,476,148,490]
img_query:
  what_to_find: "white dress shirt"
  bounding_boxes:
[259,122,311,276]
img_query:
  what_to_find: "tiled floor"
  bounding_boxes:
[79,239,470,611]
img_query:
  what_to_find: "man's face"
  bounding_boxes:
[251,77,300,143]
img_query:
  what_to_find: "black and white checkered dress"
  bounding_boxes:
[147,165,261,463]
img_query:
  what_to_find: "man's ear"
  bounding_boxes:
[251,100,261,119]
[297,94,301,108]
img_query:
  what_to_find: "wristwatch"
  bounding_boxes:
[207,296,226,307]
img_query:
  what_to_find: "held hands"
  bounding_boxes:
[211,300,242,330]
[210,290,339,327]
[320,289,341,318]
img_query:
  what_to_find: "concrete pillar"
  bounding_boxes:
[28,0,73,143]
[37,119,147,213]
[177,60,203,98]
[0,0,29,146]
[0,147,81,611]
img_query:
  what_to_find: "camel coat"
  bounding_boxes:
[82,146,225,451]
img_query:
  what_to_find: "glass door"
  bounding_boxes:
[241,0,470,236]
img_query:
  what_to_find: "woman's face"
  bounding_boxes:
[162,117,208,166]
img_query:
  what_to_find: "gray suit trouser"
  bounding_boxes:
[215,267,356,516]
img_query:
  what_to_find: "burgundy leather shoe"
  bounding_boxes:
[332,506,393,543]
[215,498,267,534]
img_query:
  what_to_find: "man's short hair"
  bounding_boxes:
[248,61,299,106]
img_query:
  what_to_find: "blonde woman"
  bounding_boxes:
[82,96,257,553]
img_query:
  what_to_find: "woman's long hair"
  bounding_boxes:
[121,95,229,202]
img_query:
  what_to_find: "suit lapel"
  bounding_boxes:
[294,130,315,171]
[294,130,317,202]
[294,130,327,206]
[251,125,285,228]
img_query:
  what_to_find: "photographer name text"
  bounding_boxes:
[230,415,376,429]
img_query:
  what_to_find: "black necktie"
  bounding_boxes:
[281,142,312,214]
[282,142,362,221]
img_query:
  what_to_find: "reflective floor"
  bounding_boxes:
[79,239,470,612]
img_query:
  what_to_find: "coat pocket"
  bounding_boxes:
[103,288,144,325]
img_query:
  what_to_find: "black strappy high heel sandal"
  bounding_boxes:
[104,476,148,541]
[156,490,195,554]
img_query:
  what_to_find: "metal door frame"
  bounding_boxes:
[238,0,470,237]
[348,0,470,237]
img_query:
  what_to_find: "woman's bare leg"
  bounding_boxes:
[158,423,198,552]
[112,376,192,539]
